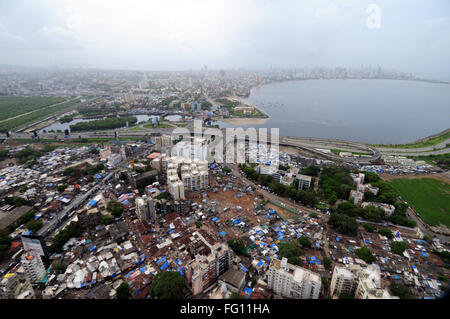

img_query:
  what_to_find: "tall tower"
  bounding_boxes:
[21,252,46,283]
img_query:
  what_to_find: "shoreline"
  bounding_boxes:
[217,95,270,126]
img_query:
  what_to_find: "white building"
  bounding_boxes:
[267,257,321,299]
[21,252,46,283]
[349,190,364,205]
[297,174,312,190]
[136,196,157,223]
[166,156,209,199]
[355,264,399,299]
[362,202,396,216]
[330,265,362,297]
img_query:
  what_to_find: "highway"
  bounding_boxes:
[37,171,115,238]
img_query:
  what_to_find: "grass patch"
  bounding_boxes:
[371,131,450,149]
[389,178,450,227]
[0,99,80,132]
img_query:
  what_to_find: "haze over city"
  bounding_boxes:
[0,0,449,306]
[1,0,450,78]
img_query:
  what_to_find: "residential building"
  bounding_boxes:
[267,257,321,299]
[297,174,312,190]
[186,233,234,296]
[21,251,46,283]
[0,272,35,299]
[355,264,399,299]
[349,190,364,205]
[330,265,362,297]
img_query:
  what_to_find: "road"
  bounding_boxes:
[38,171,115,238]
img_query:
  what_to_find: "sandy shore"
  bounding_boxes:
[216,95,270,126]
[220,117,269,126]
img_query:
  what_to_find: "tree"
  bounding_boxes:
[99,215,113,226]
[363,223,376,233]
[355,246,376,263]
[336,201,357,217]
[378,228,393,239]
[298,236,312,248]
[328,213,359,236]
[107,200,124,218]
[57,184,67,193]
[149,271,186,299]
[53,263,67,273]
[227,238,246,255]
[389,283,416,299]
[391,241,407,255]
[362,171,380,183]
[51,221,81,253]
[116,282,130,299]
[339,293,354,299]
[222,167,232,173]
[25,219,43,231]
[119,172,128,182]
[278,242,303,266]
[228,292,245,299]
[0,229,12,262]
[323,257,332,270]
[195,221,202,229]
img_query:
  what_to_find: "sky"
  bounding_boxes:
[0,0,449,77]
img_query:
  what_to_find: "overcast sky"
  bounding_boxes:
[0,0,449,77]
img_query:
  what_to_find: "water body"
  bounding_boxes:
[39,114,156,133]
[238,79,450,144]
[164,115,183,122]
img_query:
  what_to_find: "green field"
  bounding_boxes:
[389,178,450,227]
[371,131,450,149]
[0,98,80,132]
[0,96,66,121]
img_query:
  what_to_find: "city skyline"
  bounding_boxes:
[0,1,449,79]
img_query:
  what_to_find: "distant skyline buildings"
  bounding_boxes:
[0,1,449,79]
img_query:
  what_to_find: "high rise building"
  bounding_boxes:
[330,264,399,299]
[136,196,157,223]
[330,265,362,297]
[267,258,321,299]
[297,174,312,190]
[186,232,234,296]
[21,252,46,283]
[165,156,209,200]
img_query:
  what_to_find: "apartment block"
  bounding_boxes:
[267,257,321,299]
[21,252,46,283]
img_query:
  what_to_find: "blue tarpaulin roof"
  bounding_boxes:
[156,257,166,264]
[212,217,218,222]
[243,287,253,298]
[24,230,32,235]
[422,252,428,257]
[88,200,97,207]
[241,265,248,272]
[257,261,263,267]
[160,261,169,270]
[89,246,97,251]
[278,236,283,240]
[220,231,226,236]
